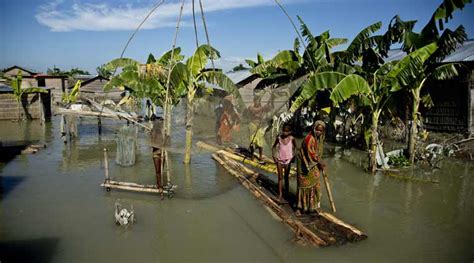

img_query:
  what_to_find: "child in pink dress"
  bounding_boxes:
[272,124,297,203]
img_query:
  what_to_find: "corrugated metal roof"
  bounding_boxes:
[442,40,474,62]
[385,49,407,62]
[0,85,13,92]
[226,70,252,84]
[384,40,474,63]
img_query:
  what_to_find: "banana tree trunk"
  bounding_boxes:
[163,103,173,144]
[408,88,421,164]
[369,111,380,174]
[184,96,194,164]
[17,100,21,121]
[165,105,172,137]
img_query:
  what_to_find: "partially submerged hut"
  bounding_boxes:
[2,65,37,78]
[68,75,124,102]
[0,85,51,120]
[2,65,68,103]
[386,40,474,134]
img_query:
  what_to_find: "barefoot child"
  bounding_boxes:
[272,124,296,203]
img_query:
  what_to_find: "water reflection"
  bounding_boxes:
[0,115,473,262]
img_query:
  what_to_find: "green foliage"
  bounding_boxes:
[157,48,184,66]
[421,0,472,39]
[147,53,156,64]
[10,72,48,101]
[330,74,371,106]
[387,42,438,91]
[47,66,90,77]
[388,154,410,167]
[231,64,249,72]
[96,65,112,78]
[186,44,220,76]
[62,80,81,104]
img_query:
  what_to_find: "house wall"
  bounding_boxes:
[80,78,123,102]
[80,78,108,93]
[4,68,33,77]
[424,65,473,133]
[469,69,474,134]
[21,78,38,88]
[0,92,51,120]
[46,78,66,102]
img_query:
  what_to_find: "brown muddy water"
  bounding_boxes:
[0,113,473,262]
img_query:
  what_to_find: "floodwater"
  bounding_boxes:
[0,112,473,262]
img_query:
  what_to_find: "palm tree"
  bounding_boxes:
[10,72,48,120]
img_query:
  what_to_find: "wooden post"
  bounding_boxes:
[39,93,45,125]
[60,114,67,143]
[98,117,102,135]
[104,148,110,191]
[322,170,336,213]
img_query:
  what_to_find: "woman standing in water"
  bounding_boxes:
[296,120,327,216]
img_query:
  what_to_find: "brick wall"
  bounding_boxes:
[0,92,51,120]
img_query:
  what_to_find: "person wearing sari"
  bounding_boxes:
[247,94,273,161]
[217,98,239,145]
[296,120,327,215]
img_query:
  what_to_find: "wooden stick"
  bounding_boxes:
[197,141,296,176]
[215,152,367,244]
[83,97,152,131]
[101,181,171,194]
[213,153,327,247]
[56,108,119,119]
[322,170,336,213]
[104,148,110,183]
[318,212,367,241]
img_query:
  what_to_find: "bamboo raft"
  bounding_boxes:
[196,141,297,176]
[100,148,176,196]
[211,150,367,247]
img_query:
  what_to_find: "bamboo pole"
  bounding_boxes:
[196,141,296,176]
[213,153,327,247]
[56,108,119,119]
[322,170,336,213]
[214,152,367,244]
[83,98,152,131]
[103,148,110,191]
[318,212,367,241]
[101,181,172,194]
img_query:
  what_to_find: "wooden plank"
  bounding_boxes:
[214,151,368,246]
[197,141,296,176]
[212,153,328,247]
[101,180,174,194]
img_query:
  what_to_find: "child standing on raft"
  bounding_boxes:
[272,124,296,203]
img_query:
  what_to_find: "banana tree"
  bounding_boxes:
[388,43,463,163]
[289,70,384,173]
[103,48,186,123]
[171,44,242,163]
[10,72,48,120]
[389,0,470,162]
[291,46,439,173]
[62,80,81,105]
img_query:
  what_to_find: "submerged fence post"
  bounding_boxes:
[115,125,137,166]
[104,148,110,191]
[98,117,102,135]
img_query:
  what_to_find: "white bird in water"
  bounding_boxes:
[115,202,136,226]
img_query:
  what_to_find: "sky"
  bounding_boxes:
[1,0,473,74]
